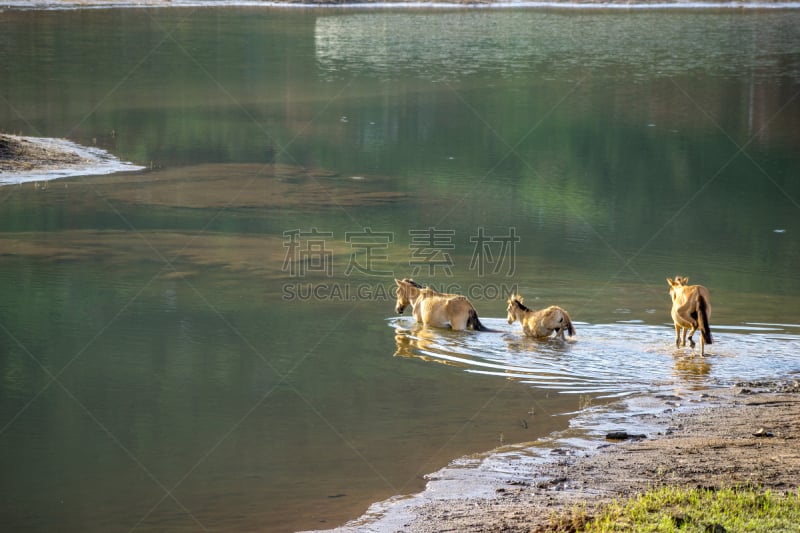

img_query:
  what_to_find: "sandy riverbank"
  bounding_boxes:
[311,381,800,532]
[0,134,144,184]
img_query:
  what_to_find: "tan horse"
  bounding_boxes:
[506,294,575,340]
[394,278,489,331]
[667,276,713,356]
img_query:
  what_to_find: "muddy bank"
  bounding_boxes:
[0,134,90,171]
[312,381,800,532]
[0,134,143,184]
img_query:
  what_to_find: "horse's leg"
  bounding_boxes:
[555,312,567,340]
[675,323,683,348]
[687,324,697,349]
[412,301,423,324]
[450,310,468,331]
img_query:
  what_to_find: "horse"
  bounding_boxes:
[506,293,575,340]
[394,278,489,331]
[667,276,713,356]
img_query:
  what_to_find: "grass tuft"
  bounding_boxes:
[551,486,800,532]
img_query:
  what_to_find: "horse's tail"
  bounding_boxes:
[698,296,712,345]
[468,309,494,332]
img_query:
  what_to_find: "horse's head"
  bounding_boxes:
[667,276,689,304]
[506,294,526,324]
[395,278,422,314]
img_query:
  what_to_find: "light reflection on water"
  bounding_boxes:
[391,317,800,395]
[316,10,800,82]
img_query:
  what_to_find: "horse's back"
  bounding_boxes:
[683,285,712,317]
[522,305,573,338]
[417,294,477,330]
[547,305,576,337]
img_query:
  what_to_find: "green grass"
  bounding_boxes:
[550,486,800,532]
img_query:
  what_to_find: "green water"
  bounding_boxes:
[1,7,800,532]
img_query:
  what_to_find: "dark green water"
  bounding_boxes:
[1,7,800,532]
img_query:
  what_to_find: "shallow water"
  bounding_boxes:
[1,6,800,533]
[392,317,800,394]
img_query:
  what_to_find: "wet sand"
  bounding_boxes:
[0,133,144,184]
[312,381,800,532]
[1,134,91,172]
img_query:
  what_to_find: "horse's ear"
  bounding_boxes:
[395,278,402,286]
[681,276,689,284]
[667,278,676,287]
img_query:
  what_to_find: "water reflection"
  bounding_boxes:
[394,323,452,364]
[393,322,479,368]
[316,11,800,82]
[672,353,713,383]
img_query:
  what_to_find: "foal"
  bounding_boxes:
[394,278,489,331]
[667,276,713,356]
[506,294,575,340]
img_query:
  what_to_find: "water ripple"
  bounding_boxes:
[390,317,800,396]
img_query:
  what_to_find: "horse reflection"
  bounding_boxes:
[672,354,712,382]
[502,334,574,354]
[393,323,472,368]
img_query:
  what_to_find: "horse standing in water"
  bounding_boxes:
[394,278,490,331]
[667,276,713,356]
[506,294,575,340]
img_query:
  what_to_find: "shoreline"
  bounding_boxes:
[312,381,800,532]
[3,0,800,10]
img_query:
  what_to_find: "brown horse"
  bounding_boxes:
[667,276,713,356]
[506,294,575,340]
[394,278,489,331]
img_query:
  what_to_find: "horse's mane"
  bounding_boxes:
[509,294,531,312]
[401,278,424,289]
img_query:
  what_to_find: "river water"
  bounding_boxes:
[1,6,799,532]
